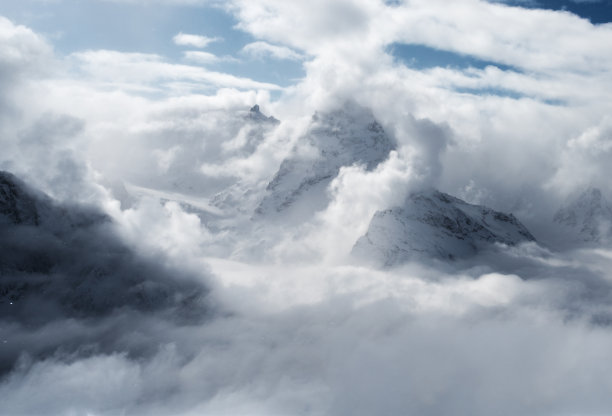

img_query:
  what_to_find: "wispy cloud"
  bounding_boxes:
[183,50,239,65]
[241,41,304,61]
[70,49,279,91]
[173,32,221,48]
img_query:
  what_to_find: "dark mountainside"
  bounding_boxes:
[0,171,210,375]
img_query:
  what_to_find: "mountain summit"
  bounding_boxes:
[247,104,279,124]
[352,189,536,266]
[256,102,395,219]
[554,187,612,243]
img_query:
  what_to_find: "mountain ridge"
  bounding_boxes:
[353,188,536,267]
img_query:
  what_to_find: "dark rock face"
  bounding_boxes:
[0,171,207,322]
[0,171,209,375]
[248,104,280,124]
[353,189,536,267]
[0,172,41,226]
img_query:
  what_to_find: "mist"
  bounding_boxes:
[2,2,612,415]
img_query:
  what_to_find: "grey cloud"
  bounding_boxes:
[4,168,612,415]
[399,115,453,189]
[550,117,612,196]
[89,104,281,198]
[4,268,612,415]
[0,17,53,123]
[0,112,95,204]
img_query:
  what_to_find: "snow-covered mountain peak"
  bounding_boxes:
[256,102,395,219]
[554,187,612,243]
[247,104,279,124]
[308,102,391,168]
[352,188,536,267]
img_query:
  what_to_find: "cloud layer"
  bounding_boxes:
[2,1,612,414]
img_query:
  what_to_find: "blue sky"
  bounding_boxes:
[0,0,609,94]
[391,0,611,71]
[0,0,305,88]
[497,0,612,23]
[389,43,520,72]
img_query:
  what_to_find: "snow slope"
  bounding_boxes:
[353,189,536,266]
[256,101,395,220]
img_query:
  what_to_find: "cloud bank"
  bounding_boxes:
[2,1,612,414]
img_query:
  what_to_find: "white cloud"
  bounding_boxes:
[6,252,612,415]
[70,49,280,92]
[548,116,612,195]
[383,0,612,74]
[228,0,612,74]
[173,32,221,48]
[183,50,239,65]
[0,16,53,72]
[241,41,304,61]
[183,50,219,64]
